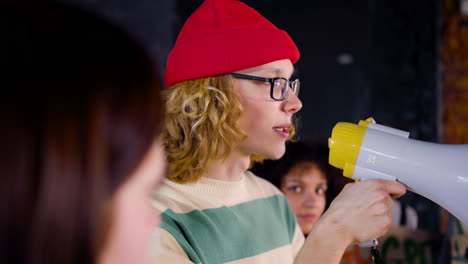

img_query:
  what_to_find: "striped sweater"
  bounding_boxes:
[151,171,305,264]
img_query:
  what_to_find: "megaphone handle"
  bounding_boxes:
[356,177,378,248]
[359,239,378,248]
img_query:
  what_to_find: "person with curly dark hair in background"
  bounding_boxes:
[1,2,166,264]
[252,141,350,236]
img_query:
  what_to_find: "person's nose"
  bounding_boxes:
[282,90,302,114]
[302,190,317,208]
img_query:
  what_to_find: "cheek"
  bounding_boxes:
[239,92,280,128]
[118,195,157,244]
[239,104,280,145]
[239,104,264,131]
[317,196,326,214]
[101,191,158,264]
[284,194,302,213]
[237,99,287,158]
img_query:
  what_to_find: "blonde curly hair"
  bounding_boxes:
[163,74,297,183]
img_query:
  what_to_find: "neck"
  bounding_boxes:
[204,150,251,181]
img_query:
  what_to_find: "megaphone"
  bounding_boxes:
[328,117,468,226]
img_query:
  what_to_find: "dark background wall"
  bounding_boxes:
[60,0,175,73]
[61,0,440,143]
[63,0,440,144]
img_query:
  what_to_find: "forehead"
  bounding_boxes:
[285,162,327,181]
[283,172,327,186]
[236,59,295,77]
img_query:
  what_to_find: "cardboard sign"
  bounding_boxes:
[341,227,441,264]
[451,234,468,264]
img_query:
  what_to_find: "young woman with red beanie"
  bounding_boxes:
[152,0,406,263]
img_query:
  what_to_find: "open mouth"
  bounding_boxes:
[273,126,290,138]
[273,127,289,132]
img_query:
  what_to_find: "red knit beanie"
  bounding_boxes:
[165,0,300,87]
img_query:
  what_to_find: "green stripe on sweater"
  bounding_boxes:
[160,195,296,264]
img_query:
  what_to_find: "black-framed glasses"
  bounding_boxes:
[231,73,300,101]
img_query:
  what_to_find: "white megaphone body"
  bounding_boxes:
[328,117,468,228]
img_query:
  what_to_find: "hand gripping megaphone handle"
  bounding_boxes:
[357,176,379,248]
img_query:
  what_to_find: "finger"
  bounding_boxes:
[381,180,407,198]
[374,214,393,236]
[367,195,393,217]
[385,196,394,211]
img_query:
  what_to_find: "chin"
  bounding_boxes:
[300,224,314,236]
[244,140,286,159]
[263,145,286,160]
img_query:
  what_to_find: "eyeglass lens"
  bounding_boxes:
[272,79,299,100]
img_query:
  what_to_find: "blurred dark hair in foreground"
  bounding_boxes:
[0,1,164,263]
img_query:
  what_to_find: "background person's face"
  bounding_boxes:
[234,59,302,159]
[98,138,166,264]
[281,162,327,235]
